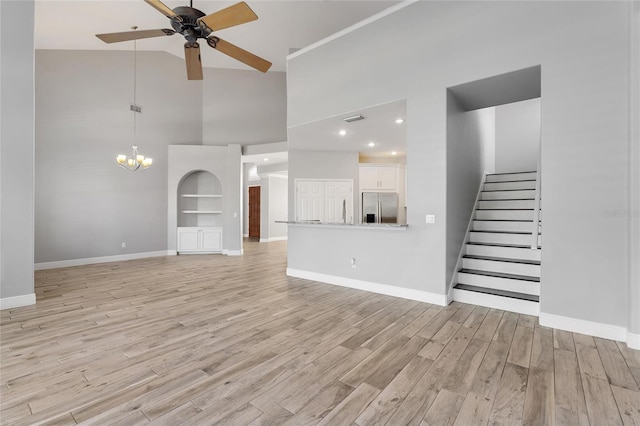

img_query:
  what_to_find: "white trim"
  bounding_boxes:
[627,332,640,350]
[34,250,173,270]
[224,249,243,256]
[453,288,540,316]
[259,236,288,243]
[287,268,447,306]
[287,0,417,61]
[1,293,36,310]
[539,312,639,349]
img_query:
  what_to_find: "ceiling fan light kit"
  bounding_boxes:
[96,0,272,80]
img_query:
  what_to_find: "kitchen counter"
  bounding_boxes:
[275,221,408,230]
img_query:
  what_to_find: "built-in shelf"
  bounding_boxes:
[181,210,223,214]
[181,194,223,198]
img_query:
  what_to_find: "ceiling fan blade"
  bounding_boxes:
[207,37,271,73]
[198,1,258,32]
[184,43,204,80]
[96,29,175,44]
[144,0,182,22]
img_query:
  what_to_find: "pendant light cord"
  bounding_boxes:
[132,26,138,142]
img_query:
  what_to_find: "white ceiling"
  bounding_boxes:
[288,99,406,158]
[35,0,399,72]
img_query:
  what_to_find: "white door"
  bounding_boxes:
[377,166,398,191]
[324,181,353,223]
[295,180,324,221]
[359,167,380,190]
[201,229,222,252]
[177,228,199,252]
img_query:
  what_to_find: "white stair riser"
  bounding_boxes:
[473,220,533,233]
[485,172,537,183]
[484,181,536,191]
[452,288,540,316]
[458,272,540,296]
[478,200,535,210]
[462,257,540,277]
[475,210,536,220]
[470,231,533,245]
[465,244,541,261]
[481,190,535,200]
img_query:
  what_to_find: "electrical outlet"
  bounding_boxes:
[121,242,126,248]
[425,214,436,224]
[351,258,356,268]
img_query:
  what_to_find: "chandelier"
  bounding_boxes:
[117,145,152,170]
[116,26,152,171]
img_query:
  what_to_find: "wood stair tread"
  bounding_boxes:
[463,255,540,265]
[486,171,537,176]
[466,242,540,249]
[454,284,540,302]
[458,268,540,282]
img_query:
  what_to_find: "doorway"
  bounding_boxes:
[248,186,260,238]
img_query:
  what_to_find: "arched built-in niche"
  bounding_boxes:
[176,170,224,254]
[177,170,223,228]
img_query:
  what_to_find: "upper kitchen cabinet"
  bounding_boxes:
[359,164,402,192]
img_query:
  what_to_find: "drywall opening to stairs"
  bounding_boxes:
[446,66,542,314]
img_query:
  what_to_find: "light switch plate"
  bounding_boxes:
[425,214,436,224]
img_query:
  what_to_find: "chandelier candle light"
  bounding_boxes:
[116,26,152,171]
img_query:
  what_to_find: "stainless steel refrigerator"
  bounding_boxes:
[362,192,399,224]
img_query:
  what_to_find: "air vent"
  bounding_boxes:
[342,114,365,123]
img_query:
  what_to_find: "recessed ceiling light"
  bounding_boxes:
[368,142,375,147]
[263,158,269,162]
[395,118,404,124]
[391,151,397,156]
[339,129,347,136]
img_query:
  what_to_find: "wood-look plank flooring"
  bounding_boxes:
[1,240,639,425]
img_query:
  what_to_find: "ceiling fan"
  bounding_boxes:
[96,0,272,80]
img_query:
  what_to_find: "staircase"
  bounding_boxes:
[453,171,541,315]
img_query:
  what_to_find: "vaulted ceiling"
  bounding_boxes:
[35,0,399,72]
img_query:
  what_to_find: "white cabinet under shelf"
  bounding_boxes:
[177,227,222,253]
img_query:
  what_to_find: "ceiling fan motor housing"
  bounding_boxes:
[170,6,209,42]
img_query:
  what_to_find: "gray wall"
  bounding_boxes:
[1,0,35,302]
[446,94,495,289]
[35,50,202,263]
[630,1,640,337]
[287,1,633,331]
[495,98,541,173]
[267,175,288,240]
[202,68,287,145]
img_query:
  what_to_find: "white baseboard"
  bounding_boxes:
[34,250,174,271]
[627,332,640,350]
[539,312,639,350]
[1,293,36,310]
[259,236,288,243]
[224,249,243,256]
[286,268,447,306]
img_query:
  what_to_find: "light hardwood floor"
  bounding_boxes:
[1,240,639,425]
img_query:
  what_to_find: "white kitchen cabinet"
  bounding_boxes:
[359,164,399,191]
[177,227,222,253]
